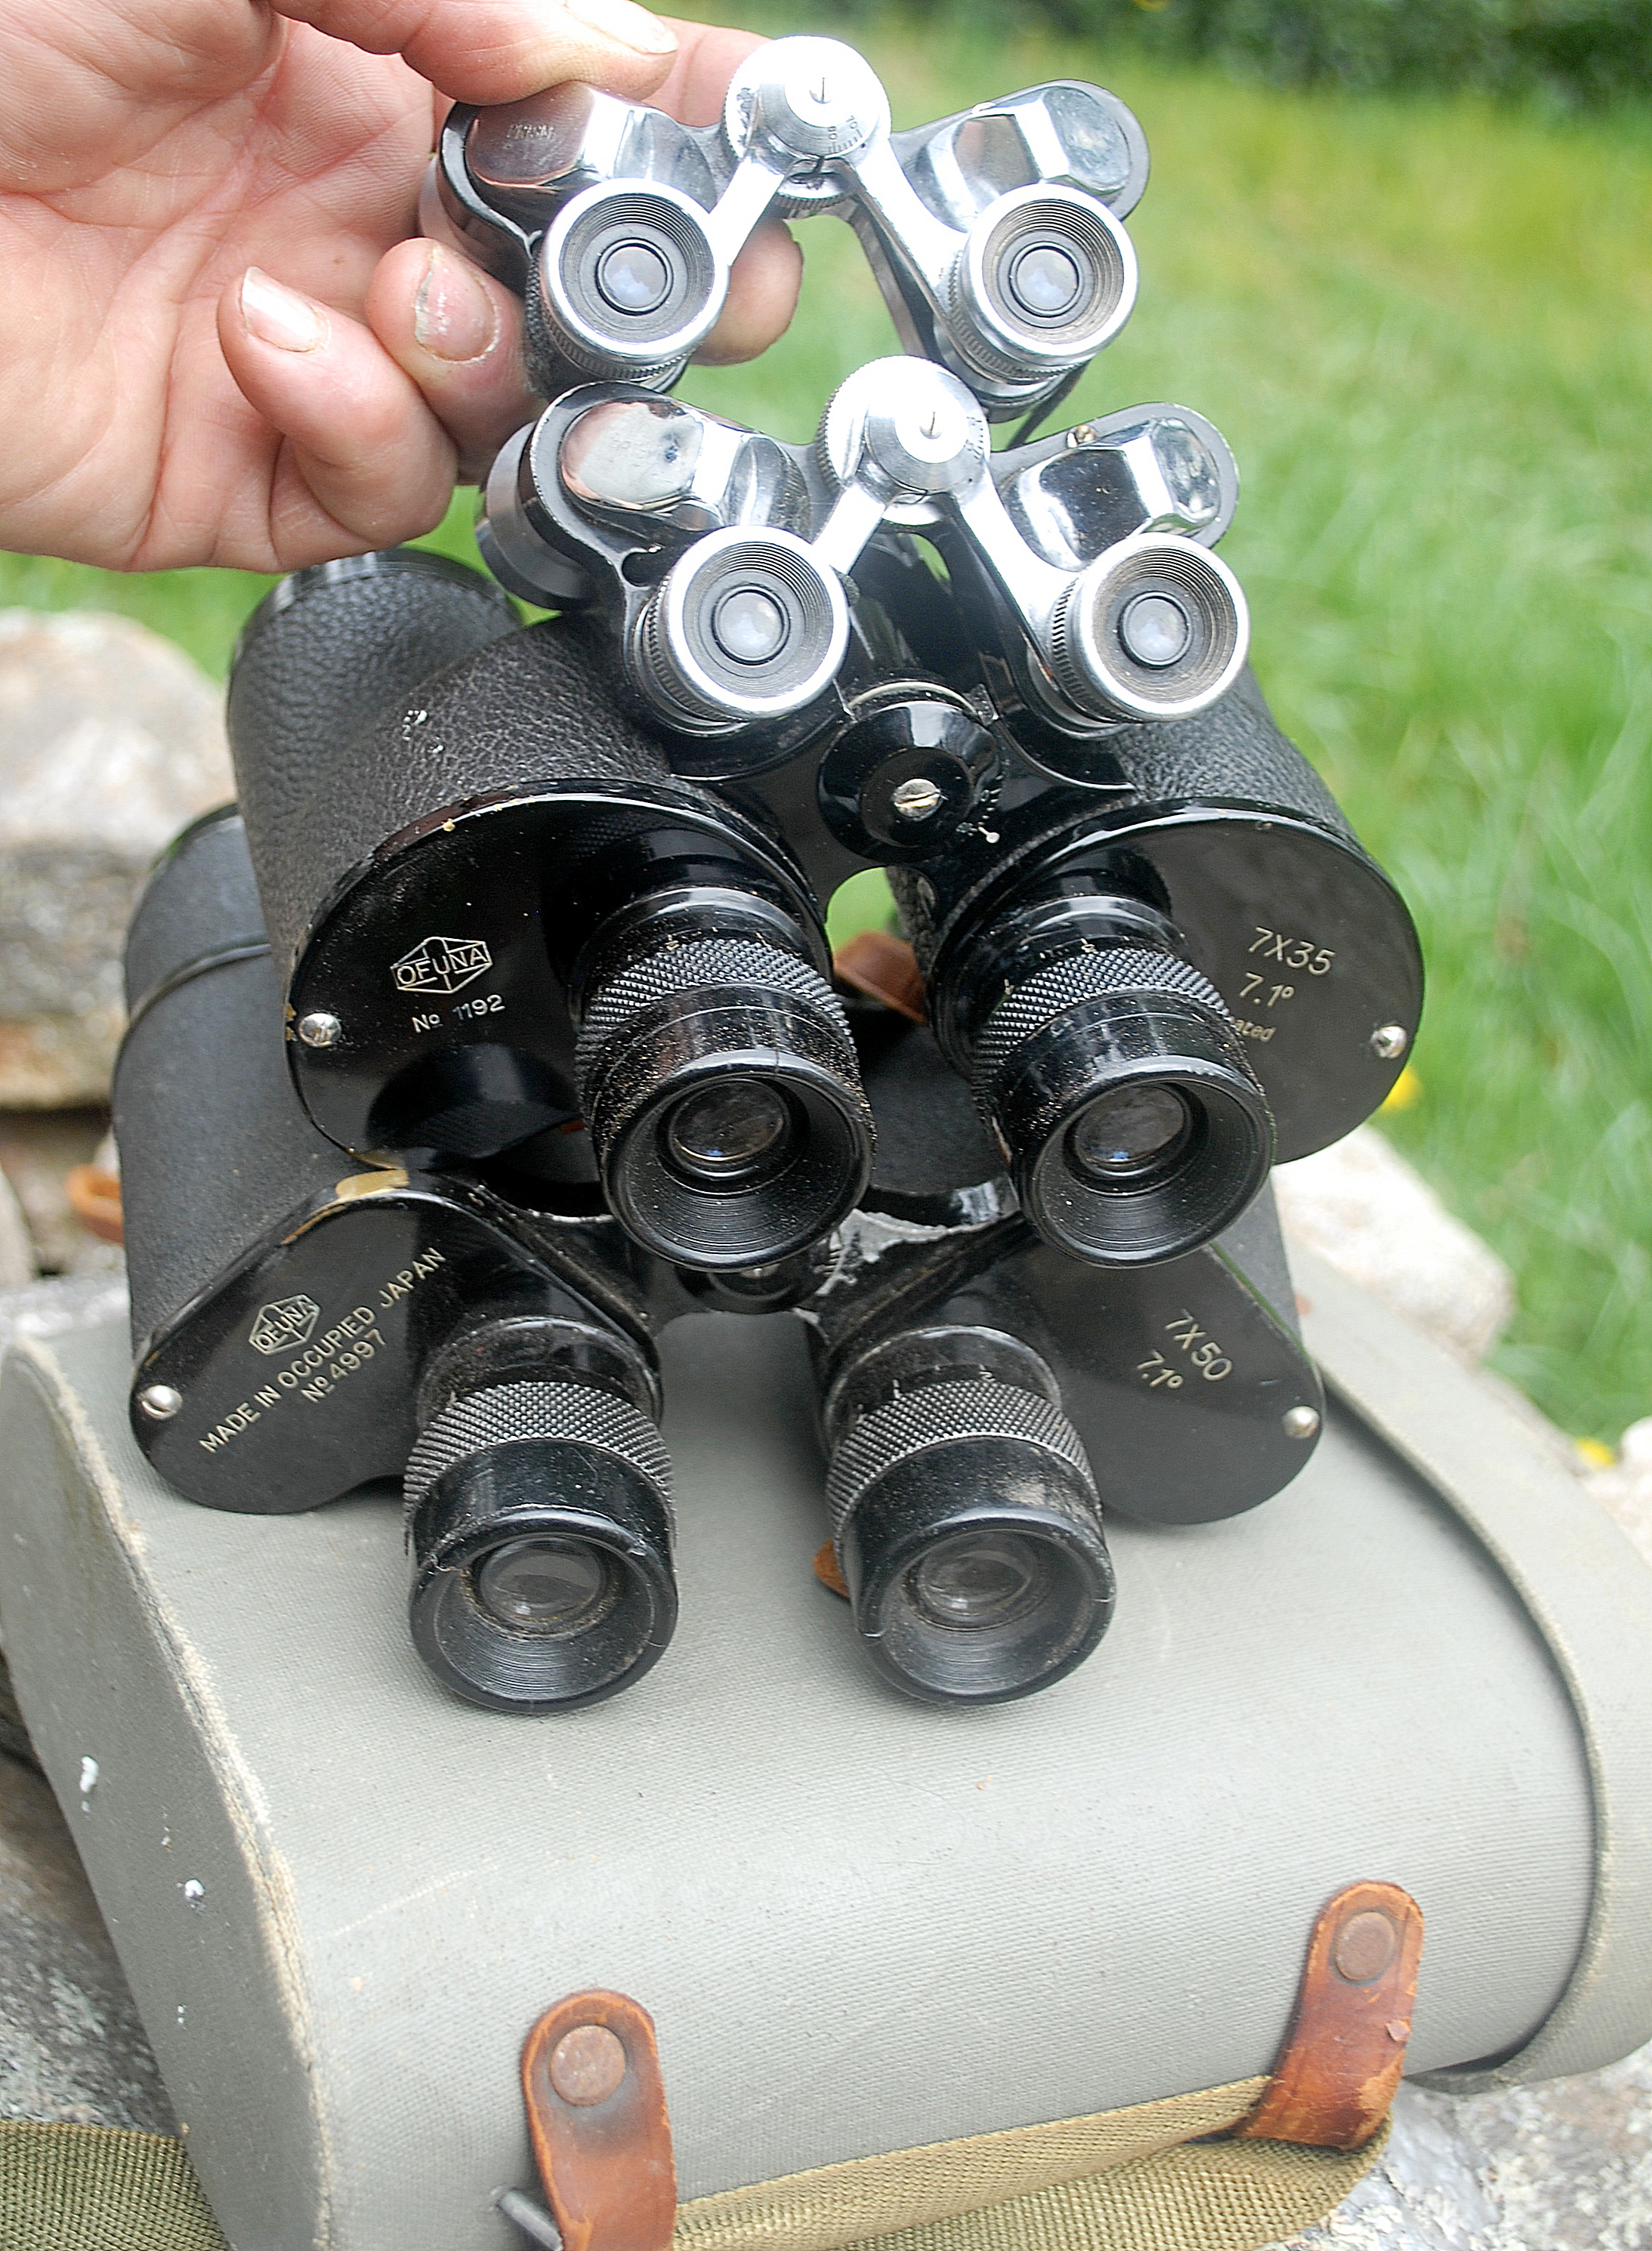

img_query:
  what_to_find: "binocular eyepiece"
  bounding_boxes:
[823,1331,1115,1704]
[571,896,872,1268]
[943,914,1274,1266]
[407,1321,678,1712]
[631,530,850,730]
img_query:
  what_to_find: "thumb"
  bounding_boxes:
[270,0,680,103]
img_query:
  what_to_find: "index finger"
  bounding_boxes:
[272,0,684,103]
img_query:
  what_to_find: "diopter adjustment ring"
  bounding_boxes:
[826,1376,1095,1542]
[971,946,1229,1095]
[404,1379,674,1522]
[575,935,850,1084]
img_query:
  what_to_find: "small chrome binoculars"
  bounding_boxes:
[481,358,1246,743]
[424,37,1148,417]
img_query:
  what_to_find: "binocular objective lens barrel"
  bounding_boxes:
[1051,535,1249,723]
[970,947,1272,1265]
[540,181,724,376]
[950,186,1138,385]
[633,530,849,729]
[576,934,874,1269]
[406,1379,678,1712]
[828,1373,1114,1704]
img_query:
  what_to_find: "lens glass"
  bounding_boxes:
[663,1078,792,1184]
[1007,242,1082,317]
[908,1530,1053,1632]
[474,1538,614,1636]
[1067,1083,1193,1183]
[594,239,672,314]
[1119,591,1192,668]
[711,585,789,665]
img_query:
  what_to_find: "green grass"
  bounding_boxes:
[5,26,1648,1440]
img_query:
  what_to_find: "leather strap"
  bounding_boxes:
[522,1990,677,2251]
[1236,1880,1424,2150]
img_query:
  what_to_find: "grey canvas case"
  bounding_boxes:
[1,1240,1650,2251]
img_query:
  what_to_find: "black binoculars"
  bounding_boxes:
[119,544,1418,1713]
[114,42,1422,1715]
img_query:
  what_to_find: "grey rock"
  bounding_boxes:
[1272,2046,1652,2249]
[0,609,232,1107]
[1274,1126,1515,1363]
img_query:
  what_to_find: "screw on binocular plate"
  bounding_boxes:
[493,2187,564,2250]
[891,776,945,821]
[1072,424,1097,445]
[138,1384,183,1421]
[549,2023,628,2105]
[1283,1406,1320,1440]
[1369,1024,1409,1061]
[1333,1907,1400,1985]
[297,1011,342,1049]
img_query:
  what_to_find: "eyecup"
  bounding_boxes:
[829,1377,1114,1705]
[972,948,1272,1266]
[406,1380,676,1713]
[577,934,874,1268]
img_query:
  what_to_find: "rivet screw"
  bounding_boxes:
[138,1385,183,1422]
[891,776,944,821]
[548,2023,627,2107]
[1283,1405,1320,1440]
[297,1012,342,1049]
[1369,1024,1409,1061]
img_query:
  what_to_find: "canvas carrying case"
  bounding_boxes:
[1,1238,1650,2251]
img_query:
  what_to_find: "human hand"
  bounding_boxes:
[0,0,801,572]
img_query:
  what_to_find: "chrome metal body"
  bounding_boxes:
[479,362,1246,740]
[424,38,1148,415]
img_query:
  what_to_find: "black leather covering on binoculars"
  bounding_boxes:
[116,944,344,1354]
[236,608,678,971]
[1112,669,1354,835]
[227,556,515,870]
[226,556,646,968]
[118,809,347,1351]
[890,668,1361,973]
[122,809,262,1020]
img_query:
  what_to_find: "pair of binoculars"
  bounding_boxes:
[424,38,1147,418]
[480,367,1246,748]
[118,545,1419,1715]
[113,47,1422,1716]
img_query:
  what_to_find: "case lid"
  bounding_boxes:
[0,1253,1647,2251]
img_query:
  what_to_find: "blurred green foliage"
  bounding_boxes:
[826,0,1652,103]
[2,20,1647,1442]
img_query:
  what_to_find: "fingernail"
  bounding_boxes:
[239,267,328,354]
[414,244,499,364]
[561,0,678,56]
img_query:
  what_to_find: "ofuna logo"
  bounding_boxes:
[391,935,493,996]
[249,1295,321,1355]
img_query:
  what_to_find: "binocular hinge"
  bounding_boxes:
[1234,1879,1424,2151]
[507,1990,678,2251]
